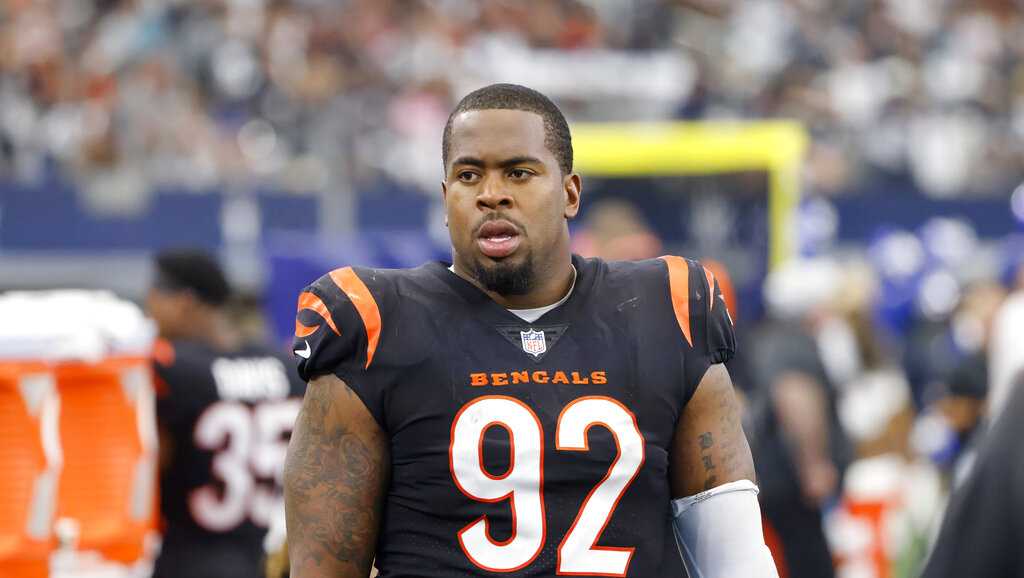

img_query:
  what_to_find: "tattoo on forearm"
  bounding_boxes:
[285,381,386,575]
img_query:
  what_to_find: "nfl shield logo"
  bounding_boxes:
[520,329,546,357]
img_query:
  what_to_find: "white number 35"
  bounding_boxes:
[190,399,301,531]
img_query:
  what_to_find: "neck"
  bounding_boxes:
[183,311,243,352]
[454,251,575,310]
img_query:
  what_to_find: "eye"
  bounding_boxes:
[457,171,480,183]
[508,168,532,181]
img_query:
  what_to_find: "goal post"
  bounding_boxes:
[570,121,809,268]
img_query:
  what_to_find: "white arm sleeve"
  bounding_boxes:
[671,479,780,578]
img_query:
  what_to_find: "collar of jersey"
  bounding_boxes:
[446,264,577,323]
[505,264,576,322]
[429,254,594,326]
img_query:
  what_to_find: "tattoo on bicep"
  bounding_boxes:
[285,381,386,573]
[713,382,744,477]
[698,432,713,450]
[697,431,718,490]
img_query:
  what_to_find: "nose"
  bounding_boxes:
[476,175,513,211]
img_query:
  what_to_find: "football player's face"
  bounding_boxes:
[145,287,191,339]
[442,109,580,293]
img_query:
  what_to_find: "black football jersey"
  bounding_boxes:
[153,340,306,578]
[293,255,735,577]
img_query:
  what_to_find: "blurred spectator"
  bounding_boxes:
[937,354,987,445]
[921,281,1006,471]
[225,290,274,346]
[741,259,855,578]
[572,198,663,260]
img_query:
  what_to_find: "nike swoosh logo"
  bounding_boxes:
[294,340,312,359]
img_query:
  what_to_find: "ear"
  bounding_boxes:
[440,180,449,227]
[563,173,582,219]
[180,291,203,313]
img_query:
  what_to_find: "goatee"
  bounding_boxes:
[472,256,534,296]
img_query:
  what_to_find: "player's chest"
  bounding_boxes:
[383,308,679,576]
[386,305,682,449]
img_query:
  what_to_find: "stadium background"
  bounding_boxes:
[2,0,1024,577]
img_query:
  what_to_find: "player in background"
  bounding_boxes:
[284,84,779,577]
[147,249,306,578]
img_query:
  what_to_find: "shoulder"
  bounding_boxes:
[294,264,439,381]
[580,255,668,298]
[153,338,215,379]
[302,263,440,316]
[600,256,668,282]
[153,339,218,420]
[602,254,734,355]
[596,255,720,307]
[297,265,413,337]
[303,266,393,312]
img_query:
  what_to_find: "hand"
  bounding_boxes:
[799,459,838,507]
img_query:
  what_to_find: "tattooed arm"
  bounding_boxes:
[669,364,778,576]
[670,363,755,498]
[285,373,389,578]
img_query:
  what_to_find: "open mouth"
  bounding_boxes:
[476,220,522,259]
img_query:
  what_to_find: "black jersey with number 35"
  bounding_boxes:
[293,255,735,578]
[153,340,306,578]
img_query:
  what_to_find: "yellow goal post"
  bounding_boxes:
[570,121,809,269]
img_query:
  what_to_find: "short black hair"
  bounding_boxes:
[153,249,231,306]
[442,83,573,174]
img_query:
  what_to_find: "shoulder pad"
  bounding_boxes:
[292,267,383,381]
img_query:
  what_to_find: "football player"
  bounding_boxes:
[147,249,306,578]
[285,84,779,577]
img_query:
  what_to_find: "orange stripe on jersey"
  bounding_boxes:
[297,291,340,336]
[659,256,692,347]
[329,267,382,369]
[294,320,320,338]
[152,337,176,367]
[703,266,717,311]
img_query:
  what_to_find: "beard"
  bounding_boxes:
[471,253,535,296]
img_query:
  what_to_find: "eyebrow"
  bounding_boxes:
[498,156,544,168]
[450,155,544,169]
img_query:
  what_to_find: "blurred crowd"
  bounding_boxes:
[2,0,1023,216]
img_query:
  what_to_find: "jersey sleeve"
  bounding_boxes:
[292,266,388,425]
[152,339,186,430]
[659,256,737,400]
[152,339,208,433]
